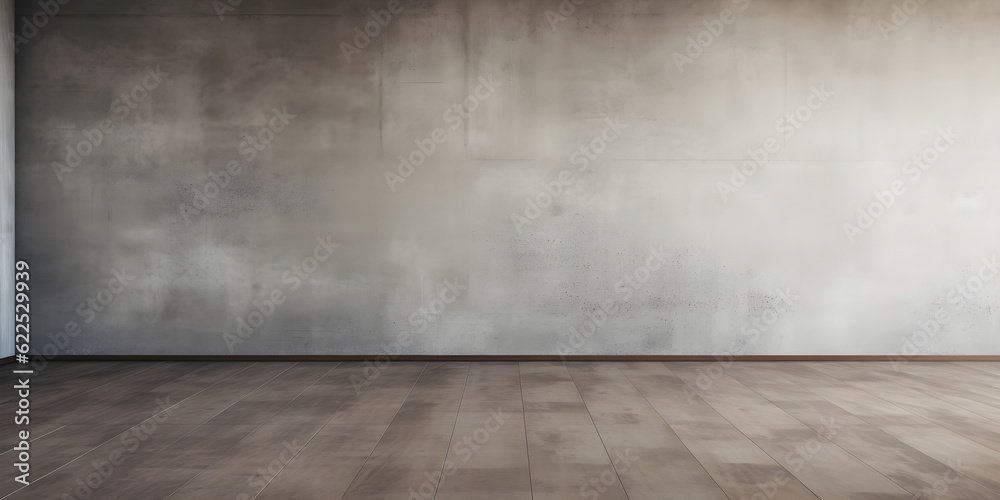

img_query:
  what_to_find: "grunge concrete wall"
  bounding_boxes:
[14,0,1000,356]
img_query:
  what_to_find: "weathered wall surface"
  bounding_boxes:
[15,0,1000,356]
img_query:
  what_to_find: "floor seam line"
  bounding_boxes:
[518,362,534,500]
[658,362,826,500]
[617,366,733,500]
[724,364,916,499]
[338,362,430,500]
[157,362,310,500]
[0,361,263,500]
[565,364,631,500]
[775,362,996,496]
[430,362,473,500]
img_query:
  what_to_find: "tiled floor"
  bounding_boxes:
[2,361,1000,499]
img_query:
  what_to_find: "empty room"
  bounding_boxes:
[3,0,1000,498]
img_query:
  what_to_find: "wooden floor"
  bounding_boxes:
[2,361,1000,499]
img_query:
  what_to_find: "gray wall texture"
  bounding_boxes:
[15,0,1000,356]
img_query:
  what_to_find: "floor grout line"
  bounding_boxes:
[564,363,631,500]
[950,361,1000,382]
[250,361,422,500]
[850,362,1000,425]
[769,362,999,495]
[338,362,430,500]
[655,362,826,500]
[430,362,473,500]
[720,363,918,499]
[617,365,734,500]
[13,361,1000,499]
[159,362,338,500]
[517,362,534,500]
[9,361,165,422]
[0,361,265,500]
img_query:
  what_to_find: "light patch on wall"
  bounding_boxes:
[953,192,983,213]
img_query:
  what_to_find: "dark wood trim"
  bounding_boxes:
[0,356,13,366]
[26,354,1000,362]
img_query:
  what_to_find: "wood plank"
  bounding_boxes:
[728,363,997,499]
[339,361,469,500]
[808,362,1000,454]
[762,362,1000,493]
[109,362,424,500]
[0,362,252,495]
[567,362,730,500]
[620,362,820,500]
[434,362,531,500]
[954,361,1000,378]
[519,362,629,500]
[253,362,428,500]
[668,362,915,500]
[4,360,1000,500]
[155,363,338,499]
[872,362,1000,414]
[0,362,297,500]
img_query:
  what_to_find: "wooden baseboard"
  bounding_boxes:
[25,354,1000,362]
[0,356,13,366]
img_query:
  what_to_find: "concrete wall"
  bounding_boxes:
[15,0,1000,356]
